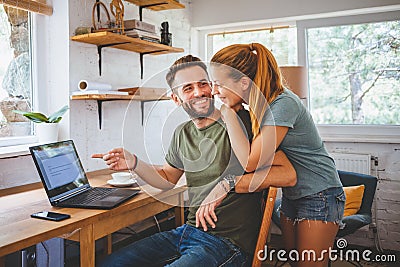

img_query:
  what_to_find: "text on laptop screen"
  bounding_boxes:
[31,141,89,198]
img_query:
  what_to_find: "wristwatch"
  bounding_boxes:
[223,174,236,191]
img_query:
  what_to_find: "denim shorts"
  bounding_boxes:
[280,187,346,226]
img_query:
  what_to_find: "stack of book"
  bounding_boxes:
[124,19,160,43]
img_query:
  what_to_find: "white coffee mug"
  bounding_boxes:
[111,172,132,183]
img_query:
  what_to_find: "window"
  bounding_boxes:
[202,11,400,142]
[0,5,33,144]
[307,20,400,125]
[207,26,298,66]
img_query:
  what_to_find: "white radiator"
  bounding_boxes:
[330,152,371,175]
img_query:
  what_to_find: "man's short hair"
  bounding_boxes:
[166,55,208,91]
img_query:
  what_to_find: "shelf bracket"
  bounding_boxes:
[139,2,168,21]
[92,99,167,130]
[139,50,168,79]
[141,100,159,126]
[97,41,130,75]
[96,99,115,130]
[96,99,156,129]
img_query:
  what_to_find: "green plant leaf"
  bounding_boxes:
[12,105,68,123]
[12,110,30,115]
[24,112,49,122]
[12,110,49,122]
[52,117,62,123]
[48,105,69,123]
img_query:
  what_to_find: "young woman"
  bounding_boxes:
[209,43,345,267]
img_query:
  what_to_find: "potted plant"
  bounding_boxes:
[13,105,69,143]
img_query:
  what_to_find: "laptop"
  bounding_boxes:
[30,140,140,209]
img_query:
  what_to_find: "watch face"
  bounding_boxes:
[224,175,236,190]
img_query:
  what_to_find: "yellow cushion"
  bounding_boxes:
[343,185,365,217]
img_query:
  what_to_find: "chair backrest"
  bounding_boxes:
[338,170,378,216]
[252,186,278,267]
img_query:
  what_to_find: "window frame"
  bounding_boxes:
[196,19,297,63]
[199,10,400,143]
[298,10,400,143]
[0,9,38,148]
[0,10,48,152]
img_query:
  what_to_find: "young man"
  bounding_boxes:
[93,55,296,267]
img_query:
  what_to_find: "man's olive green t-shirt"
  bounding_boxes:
[165,116,262,255]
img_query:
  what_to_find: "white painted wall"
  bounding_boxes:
[35,0,70,141]
[191,0,400,27]
[68,0,192,171]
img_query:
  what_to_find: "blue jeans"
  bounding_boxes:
[98,224,250,267]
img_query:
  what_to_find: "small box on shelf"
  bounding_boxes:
[124,19,156,33]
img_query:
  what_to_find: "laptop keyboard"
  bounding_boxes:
[64,187,119,205]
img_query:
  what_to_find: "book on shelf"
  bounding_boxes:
[125,29,161,41]
[139,36,160,43]
[72,90,129,96]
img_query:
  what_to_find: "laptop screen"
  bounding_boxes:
[30,140,90,201]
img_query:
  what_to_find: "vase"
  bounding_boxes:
[36,123,59,144]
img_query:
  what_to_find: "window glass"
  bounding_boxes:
[307,20,400,125]
[0,5,33,140]
[209,26,297,66]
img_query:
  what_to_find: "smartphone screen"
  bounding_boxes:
[31,211,71,221]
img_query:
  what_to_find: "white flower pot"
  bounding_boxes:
[36,123,59,144]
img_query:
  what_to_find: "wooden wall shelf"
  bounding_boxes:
[71,32,183,54]
[71,94,170,101]
[71,90,170,129]
[71,32,183,78]
[71,1,184,129]
[124,0,185,11]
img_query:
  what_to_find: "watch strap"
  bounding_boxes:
[223,174,236,191]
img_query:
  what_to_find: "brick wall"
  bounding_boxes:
[325,142,400,251]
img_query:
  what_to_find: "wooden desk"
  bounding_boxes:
[0,169,186,267]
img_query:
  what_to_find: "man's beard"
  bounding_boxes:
[182,97,215,119]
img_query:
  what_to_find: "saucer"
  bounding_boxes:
[107,178,137,187]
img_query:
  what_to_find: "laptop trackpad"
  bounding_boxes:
[100,196,123,202]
